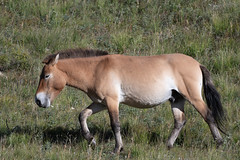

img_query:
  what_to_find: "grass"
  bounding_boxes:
[0,0,240,159]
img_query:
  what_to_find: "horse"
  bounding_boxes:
[35,48,226,154]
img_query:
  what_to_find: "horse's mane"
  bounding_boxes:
[42,48,108,64]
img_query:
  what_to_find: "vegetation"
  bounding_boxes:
[0,0,239,159]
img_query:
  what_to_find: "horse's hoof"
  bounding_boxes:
[88,138,96,149]
[216,139,223,148]
[167,143,173,150]
[112,146,123,154]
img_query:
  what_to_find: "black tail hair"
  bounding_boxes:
[200,65,227,134]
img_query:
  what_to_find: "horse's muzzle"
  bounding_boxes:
[35,92,50,108]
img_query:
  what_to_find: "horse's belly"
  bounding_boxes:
[120,84,174,108]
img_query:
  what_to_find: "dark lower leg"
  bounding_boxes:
[112,121,123,153]
[205,112,223,147]
[191,100,223,147]
[109,112,123,153]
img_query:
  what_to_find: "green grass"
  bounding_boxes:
[1,0,240,159]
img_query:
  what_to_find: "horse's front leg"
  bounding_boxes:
[106,97,123,154]
[79,102,106,147]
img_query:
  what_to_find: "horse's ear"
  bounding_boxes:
[51,54,59,65]
[42,54,59,65]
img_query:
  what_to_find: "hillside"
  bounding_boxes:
[0,0,240,159]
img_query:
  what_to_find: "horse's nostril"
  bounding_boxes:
[36,99,41,106]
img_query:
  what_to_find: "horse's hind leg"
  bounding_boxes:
[189,99,223,146]
[167,92,186,149]
[79,103,106,147]
[180,79,223,146]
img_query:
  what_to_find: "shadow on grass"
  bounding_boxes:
[0,124,114,145]
[42,125,114,145]
[43,123,171,145]
[43,127,83,144]
[0,122,180,146]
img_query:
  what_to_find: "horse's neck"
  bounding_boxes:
[57,58,100,93]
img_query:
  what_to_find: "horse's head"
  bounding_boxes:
[35,54,66,108]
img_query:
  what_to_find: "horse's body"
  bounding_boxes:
[35,49,226,153]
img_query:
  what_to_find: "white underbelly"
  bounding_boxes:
[121,90,172,108]
[119,77,177,108]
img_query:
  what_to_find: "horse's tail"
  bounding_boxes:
[200,65,227,134]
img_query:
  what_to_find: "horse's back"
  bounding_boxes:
[105,53,201,82]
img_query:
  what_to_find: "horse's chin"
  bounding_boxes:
[37,101,51,108]
[40,103,50,108]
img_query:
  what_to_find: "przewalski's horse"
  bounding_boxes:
[35,48,226,153]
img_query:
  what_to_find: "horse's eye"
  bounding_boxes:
[45,74,50,79]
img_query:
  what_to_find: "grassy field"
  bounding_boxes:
[0,0,240,159]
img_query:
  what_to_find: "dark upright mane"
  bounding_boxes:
[42,48,108,64]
